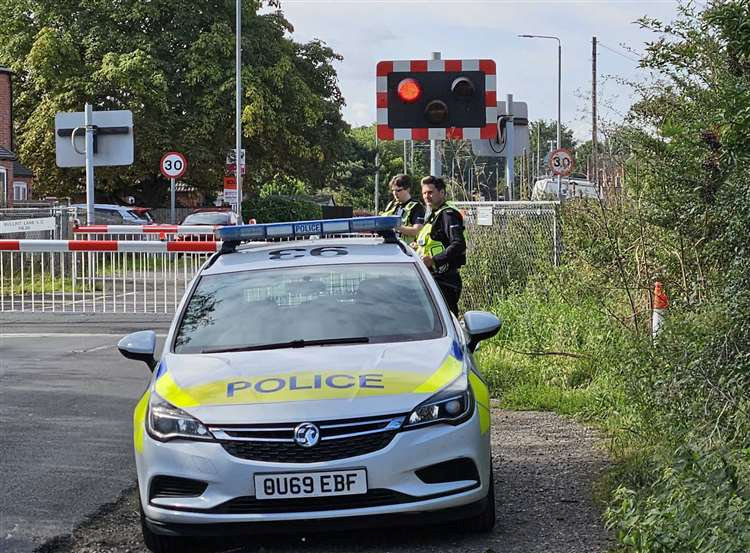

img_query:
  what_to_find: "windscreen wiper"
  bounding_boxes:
[201,336,370,354]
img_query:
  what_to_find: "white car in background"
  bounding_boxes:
[118,216,501,552]
[71,203,153,225]
[531,176,599,201]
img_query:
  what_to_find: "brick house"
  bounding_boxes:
[0,67,34,206]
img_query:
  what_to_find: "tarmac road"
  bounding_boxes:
[0,314,171,553]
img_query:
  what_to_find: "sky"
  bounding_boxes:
[272,0,682,142]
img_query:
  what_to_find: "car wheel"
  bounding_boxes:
[463,463,496,533]
[139,502,186,553]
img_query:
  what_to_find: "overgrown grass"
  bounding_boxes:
[470,265,750,553]
[0,274,78,294]
[476,273,633,421]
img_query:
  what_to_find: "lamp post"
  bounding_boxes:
[519,34,562,200]
[235,0,242,218]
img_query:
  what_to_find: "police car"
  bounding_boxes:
[118,216,501,552]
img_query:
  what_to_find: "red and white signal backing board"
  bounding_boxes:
[376,59,497,141]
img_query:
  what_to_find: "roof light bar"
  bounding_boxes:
[216,216,401,243]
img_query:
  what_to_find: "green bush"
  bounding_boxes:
[243,195,322,223]
[606,447,750,553]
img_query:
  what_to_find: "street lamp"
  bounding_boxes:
[518,34,562,200]
[235,0,242,218]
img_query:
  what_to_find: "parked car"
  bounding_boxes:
[530,177,599,201]
[179,208,242,226]
[72,203,153,225]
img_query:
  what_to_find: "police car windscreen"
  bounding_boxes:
[173,263,444,353]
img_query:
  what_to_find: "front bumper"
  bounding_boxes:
[137,406,491,532]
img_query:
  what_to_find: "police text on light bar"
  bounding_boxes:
[216,216,401,243]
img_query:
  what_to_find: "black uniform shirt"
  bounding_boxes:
[428,205,466,273]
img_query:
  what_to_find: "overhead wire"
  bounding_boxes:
[597,42,641,64]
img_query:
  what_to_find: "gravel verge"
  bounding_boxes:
[36,407,613,553]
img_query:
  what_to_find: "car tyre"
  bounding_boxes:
[139,502,186,553]
[463,464,496,533]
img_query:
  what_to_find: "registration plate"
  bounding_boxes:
[254,469,367,500]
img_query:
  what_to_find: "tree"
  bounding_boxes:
[0,0,348,204]
[328,124,429,210]
[528,119,576,177]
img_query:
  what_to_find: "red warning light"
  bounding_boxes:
[397,78,422,104]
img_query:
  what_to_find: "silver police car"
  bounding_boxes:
[118,216,500,552]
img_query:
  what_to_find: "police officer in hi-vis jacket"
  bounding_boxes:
[380,174,425,238]
[415,175,467,316]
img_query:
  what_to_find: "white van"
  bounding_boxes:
[530,177,599,201]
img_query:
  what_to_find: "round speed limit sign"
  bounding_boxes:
[160,151,188,179]
[549,148,575,177]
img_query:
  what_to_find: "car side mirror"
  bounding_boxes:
[464,311,501,353]
[118,330,158,370]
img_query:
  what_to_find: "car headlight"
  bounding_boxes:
[147,392,214,442]
[403,375,475,429]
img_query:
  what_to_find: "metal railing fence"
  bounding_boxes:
[1,203,561,314]
[0,241,217,313]
[453,201,560,310]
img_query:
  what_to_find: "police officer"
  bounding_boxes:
[416,175,466,316]
[380,174,425,238]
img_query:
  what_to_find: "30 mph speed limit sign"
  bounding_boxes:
[549,148,575,177]
[160,151,187,179]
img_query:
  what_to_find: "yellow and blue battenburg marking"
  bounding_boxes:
[133,351,488,452]
[216,216,402,243]
[153,355,464,408]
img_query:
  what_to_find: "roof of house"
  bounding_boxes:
[0,146,16,161]
[13,160,32,177]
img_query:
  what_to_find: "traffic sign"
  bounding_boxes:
[55,109,133,167]
[225,163,246,176]
[226,149,245,165]
[376,59,497,140]
[549,148,575,176]
[471,100,530,158]
[223,176,238,204]
[160,152,187,179]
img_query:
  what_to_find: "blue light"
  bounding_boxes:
[216,216,401,243]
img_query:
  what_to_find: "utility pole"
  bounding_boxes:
[536,124,541,177]
[429,51,442,177]
[504,94,515,201]
[592,36,598,185]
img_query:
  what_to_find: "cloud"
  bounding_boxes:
[277,0,681,129]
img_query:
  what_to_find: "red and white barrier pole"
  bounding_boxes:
[652,281,669,338]
[0,239,220,253]
[73,224,219,235]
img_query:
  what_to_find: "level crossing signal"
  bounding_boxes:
[376,59,497,140]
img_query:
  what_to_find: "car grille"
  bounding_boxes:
[149,475,208,500]
[165,484,480,514]
[207,489,411,514]
[210,414,405,463]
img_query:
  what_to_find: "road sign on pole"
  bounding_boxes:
[161,152,187,224]
[549,148,575,177]
[470,100,530,158]
[160,152,188,180]
[55,109,134,167]
[55,106,134,224]
[223,176,238,206]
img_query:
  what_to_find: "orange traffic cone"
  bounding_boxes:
[652,281,669,338]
